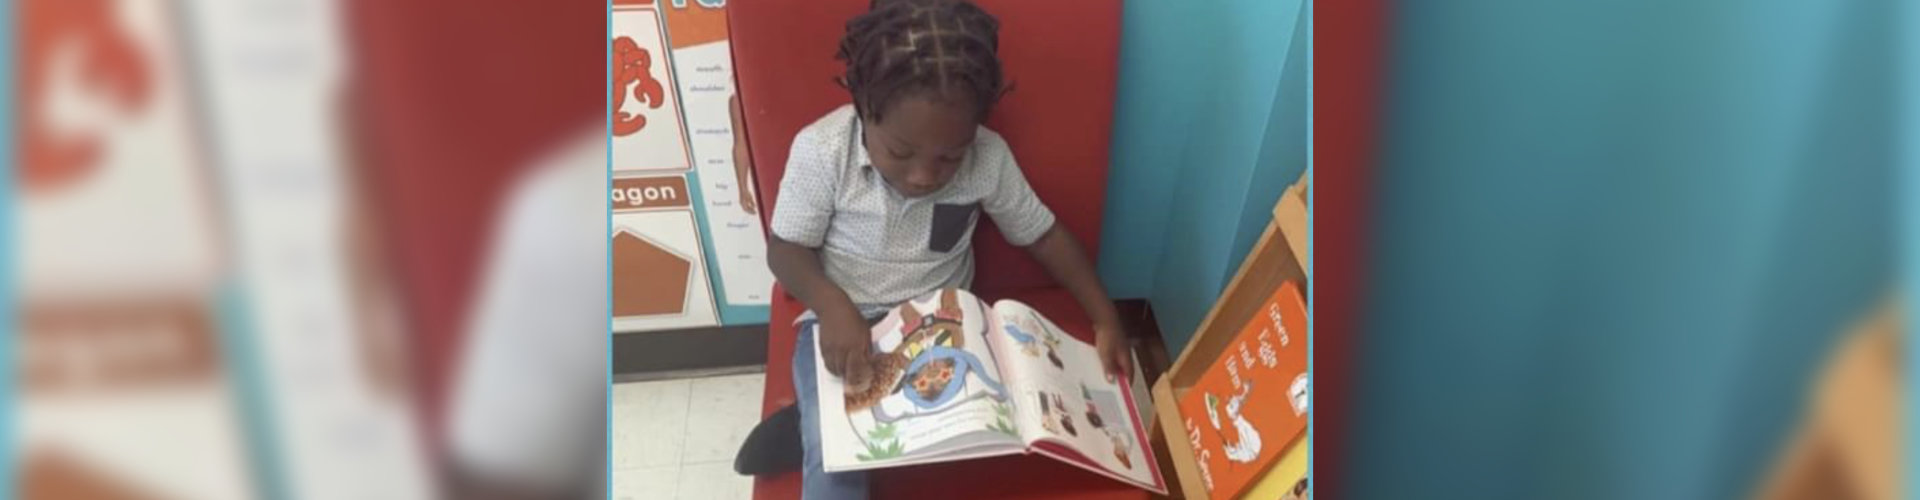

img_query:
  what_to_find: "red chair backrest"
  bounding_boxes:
[346,0,602,435]
[731,0,1120,294]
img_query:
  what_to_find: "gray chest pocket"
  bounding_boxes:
[928,203,979,253]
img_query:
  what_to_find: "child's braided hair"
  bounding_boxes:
[836,0,1009,123]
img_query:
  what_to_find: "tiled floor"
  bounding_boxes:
[613,372,765,500]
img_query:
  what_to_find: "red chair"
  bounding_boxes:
[344,0,602,442]
[731,1,1142,499]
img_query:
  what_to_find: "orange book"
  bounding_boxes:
[1177,281,1310,500]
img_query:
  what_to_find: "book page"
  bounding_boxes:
[989,301,1167,493]
[815,289,1024,472]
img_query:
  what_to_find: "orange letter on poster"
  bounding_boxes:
[21,0,152,193]
[612,37,666,137]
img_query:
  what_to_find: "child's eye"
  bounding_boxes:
[887,148,913,160]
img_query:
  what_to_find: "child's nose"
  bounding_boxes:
[908,165,940,186]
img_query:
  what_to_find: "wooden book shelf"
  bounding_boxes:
[1147,172,1310,499]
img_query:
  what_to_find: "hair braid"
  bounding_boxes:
[836,0,1007,123]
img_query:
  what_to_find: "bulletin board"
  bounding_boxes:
[17,1,251,498]
[612,0,773,333]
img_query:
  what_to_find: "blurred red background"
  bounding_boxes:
[343,0,603,443]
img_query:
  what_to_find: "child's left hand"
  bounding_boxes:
[1093,321,1132,382]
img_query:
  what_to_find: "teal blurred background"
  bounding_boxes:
[1095,0,1312,351]
[1351,1,1898,499]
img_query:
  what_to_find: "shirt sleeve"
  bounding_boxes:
[980,142,1057,246]
[768,127,840,247]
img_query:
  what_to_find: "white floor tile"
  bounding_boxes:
[612,466,680,500]
[614,378,688,408]
[675,462,753,500]
[612,379,691,469]
[681,373,766,464]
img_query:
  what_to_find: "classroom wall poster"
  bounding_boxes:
[611,3,692,173]
[18,0,252,498]
[611,176,721,331]
[181,0,441,496]
[660,0,775,307]
[611,0,772,333]
[610,1,722,332]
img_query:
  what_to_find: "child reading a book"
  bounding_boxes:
[742,1,1132,498]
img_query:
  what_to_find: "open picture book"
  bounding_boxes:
[813,288,1167,494]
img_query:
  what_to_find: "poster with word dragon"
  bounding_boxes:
[18,1,251,498]
[610,0,772,333]
[612,175,720,331]
[611,1,691,173]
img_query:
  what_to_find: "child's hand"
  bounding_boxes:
[819,312,874,391]
[1093,320,1133,382]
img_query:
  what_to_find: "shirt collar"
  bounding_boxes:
[851,114,876,174]
[850,113,974,200]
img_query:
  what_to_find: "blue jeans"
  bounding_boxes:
[795,321,870,500]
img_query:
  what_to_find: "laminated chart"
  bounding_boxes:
[18,0,251,498]
[611,2,692,173]
[181,0,441,495]
[659,0,774,306]
[612,175,720,331]
[609,0,772,331]
[21,0,222,294]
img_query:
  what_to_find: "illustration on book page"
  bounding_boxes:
[841,289,1013,462]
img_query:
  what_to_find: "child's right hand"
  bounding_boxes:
[818,312,874,391]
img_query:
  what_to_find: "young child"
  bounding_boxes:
[761,0,1130,498]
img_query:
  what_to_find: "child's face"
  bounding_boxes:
[862,95,979,198]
